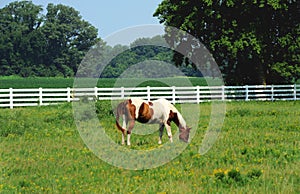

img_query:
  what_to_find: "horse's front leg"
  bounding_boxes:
[158,123,164,144]
[164,122,173,143]
[127,119,135,146]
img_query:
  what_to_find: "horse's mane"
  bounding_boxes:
[159,99,187,129]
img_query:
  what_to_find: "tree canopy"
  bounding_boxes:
[0,1,100,77]
[154,0,300,85]
[2,0,298,84]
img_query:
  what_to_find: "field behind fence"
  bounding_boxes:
[0,84,299,109]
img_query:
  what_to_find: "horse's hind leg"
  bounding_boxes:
[158,123,164,144]
[121,115,126,145]
[127,119,135,146]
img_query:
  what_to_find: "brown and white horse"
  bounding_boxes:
[115,98,191,145]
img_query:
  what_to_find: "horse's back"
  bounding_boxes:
[128,98,177,121]
[155,98,177,112]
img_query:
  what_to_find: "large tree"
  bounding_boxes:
[0,1,100,77]
[0,1,43,76]
[42,3,99,77]
[154,0,300,85]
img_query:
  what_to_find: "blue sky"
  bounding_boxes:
[0,0,163,38]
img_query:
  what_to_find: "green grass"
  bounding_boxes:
[0,76,219,89]
[0,101,299,193]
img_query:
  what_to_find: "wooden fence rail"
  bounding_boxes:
[0,85,299,109]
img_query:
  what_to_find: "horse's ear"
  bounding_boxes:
[187,127,191,132]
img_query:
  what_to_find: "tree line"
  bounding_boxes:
[1,0,299,85]
[0,1,198,79]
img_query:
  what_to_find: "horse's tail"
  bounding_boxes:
[116,119,125,133]
[115,101,126,133]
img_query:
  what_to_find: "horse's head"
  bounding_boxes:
[179,127,191,143]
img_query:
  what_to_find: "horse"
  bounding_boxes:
[115,98,191,145]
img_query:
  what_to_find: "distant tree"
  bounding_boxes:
[154,0,300,85]
[100,35,201,78]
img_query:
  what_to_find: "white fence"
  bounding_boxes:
[0,85,299,109]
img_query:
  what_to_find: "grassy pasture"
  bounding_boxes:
[0,101,299,193]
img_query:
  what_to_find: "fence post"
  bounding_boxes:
[94,87,98,100]
[172,86,176,104]
[147,86,151,101]
[121,87,125,99]
[67,87,71,102]
[221,85,225,101]
[39,87,43,106]
[271,85,274,101]
[294,84,297,101]
[9,88,13,109]
[196,86,200,104]
[245,85,249,101]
